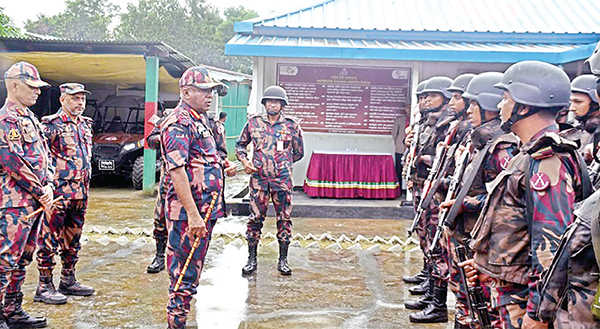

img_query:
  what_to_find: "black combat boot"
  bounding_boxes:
[402,262,428,284]
[409,282,448,323]
[34,271,67,305]
[277,243,292,276]
[4,292,47,328]
[408,275,429,295]
[405,276,434,310]
[147,237,167,274]
[58,270,94,296]
[241,243,258,276]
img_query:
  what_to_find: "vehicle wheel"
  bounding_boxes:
[132,156,144,190]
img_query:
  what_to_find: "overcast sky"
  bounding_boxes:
[3,0,323,28]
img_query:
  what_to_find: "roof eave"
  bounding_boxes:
[225,43,595,65]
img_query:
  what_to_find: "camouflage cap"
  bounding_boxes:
[4,61,50,88]
[60,83,91,95]
[179,66,225,91]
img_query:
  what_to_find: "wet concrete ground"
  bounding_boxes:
[19,176,454,329]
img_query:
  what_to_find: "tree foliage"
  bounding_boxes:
[0,7,23,37]
[22,0,258,73]
[25,0,119,40]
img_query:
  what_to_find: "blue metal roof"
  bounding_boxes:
[226,0,600,63]
[245,0,600,34]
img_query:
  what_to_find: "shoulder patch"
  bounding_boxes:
[531,172,551,191]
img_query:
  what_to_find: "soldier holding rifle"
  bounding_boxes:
[160,66,236,329]
[408,74,473,324]
[439,72,518,328]
[461,61,590,329]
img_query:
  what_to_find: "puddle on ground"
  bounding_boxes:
[18,178,453,328]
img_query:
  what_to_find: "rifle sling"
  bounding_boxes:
[445,141,494,230]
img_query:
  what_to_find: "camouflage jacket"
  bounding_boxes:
[42,109,93,200]
[470,124,585,318]
[412,108,448,196]
[160,101,224,221]
[538,189,600,328]
[235,112,304,192]
[455,118,518,235]
[147,115,169,189]
[212,120,227,159]
[0,100,53,208]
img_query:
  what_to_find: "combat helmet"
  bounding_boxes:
[415,80,427,96]
[494,61,570,131]
[586,40,600,75]
[571,74,599,104]
[261,86,289,106]
[421,76,453,99]
[447,74,476,94]
[463,72,504,112]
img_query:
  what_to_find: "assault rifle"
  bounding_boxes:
[456,242,493,329]
[429,142,471,253]
[402,123,421,181]
[406,122,460,237]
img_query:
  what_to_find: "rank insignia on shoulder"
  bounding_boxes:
[8,129,21,141]
[531,172,551,191]
[530,146,554,160]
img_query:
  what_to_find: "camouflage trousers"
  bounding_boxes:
[490,278,528,329]
[246,188,292,245]
[153,180,168,241]
[37,198,87,272]
[426,199,449,285]
[412,194,429,268]
[166,218,216,329]
[446,230,499,328]
[0,206,41,300]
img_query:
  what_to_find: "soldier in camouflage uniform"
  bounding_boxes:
[537,189,600,329]
[402,79,429,285]
[236,85,304,277]
[409,74,473,324]
[0,62,52,328]
[440,72,518,328]
[464,61,589,329]
[212,111,228,160]
[35,83,95,306]
[160,66,236,329]
[536,40,600,329]
[405,78,453,302]
[146,111,170,274]
[568,75,600,162]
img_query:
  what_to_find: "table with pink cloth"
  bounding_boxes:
[303,150,400,199]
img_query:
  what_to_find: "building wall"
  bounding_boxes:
[250,56,588,187]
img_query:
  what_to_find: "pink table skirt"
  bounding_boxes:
[303,151,400,199]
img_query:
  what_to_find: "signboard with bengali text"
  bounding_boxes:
[277,64,411,135]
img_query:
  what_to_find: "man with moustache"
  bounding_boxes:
[0,61,52,328]
[237,85,304,277]
[35,83,95,305]
[160,66,236,329]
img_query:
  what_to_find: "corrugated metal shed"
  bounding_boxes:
[226,0,600,63]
